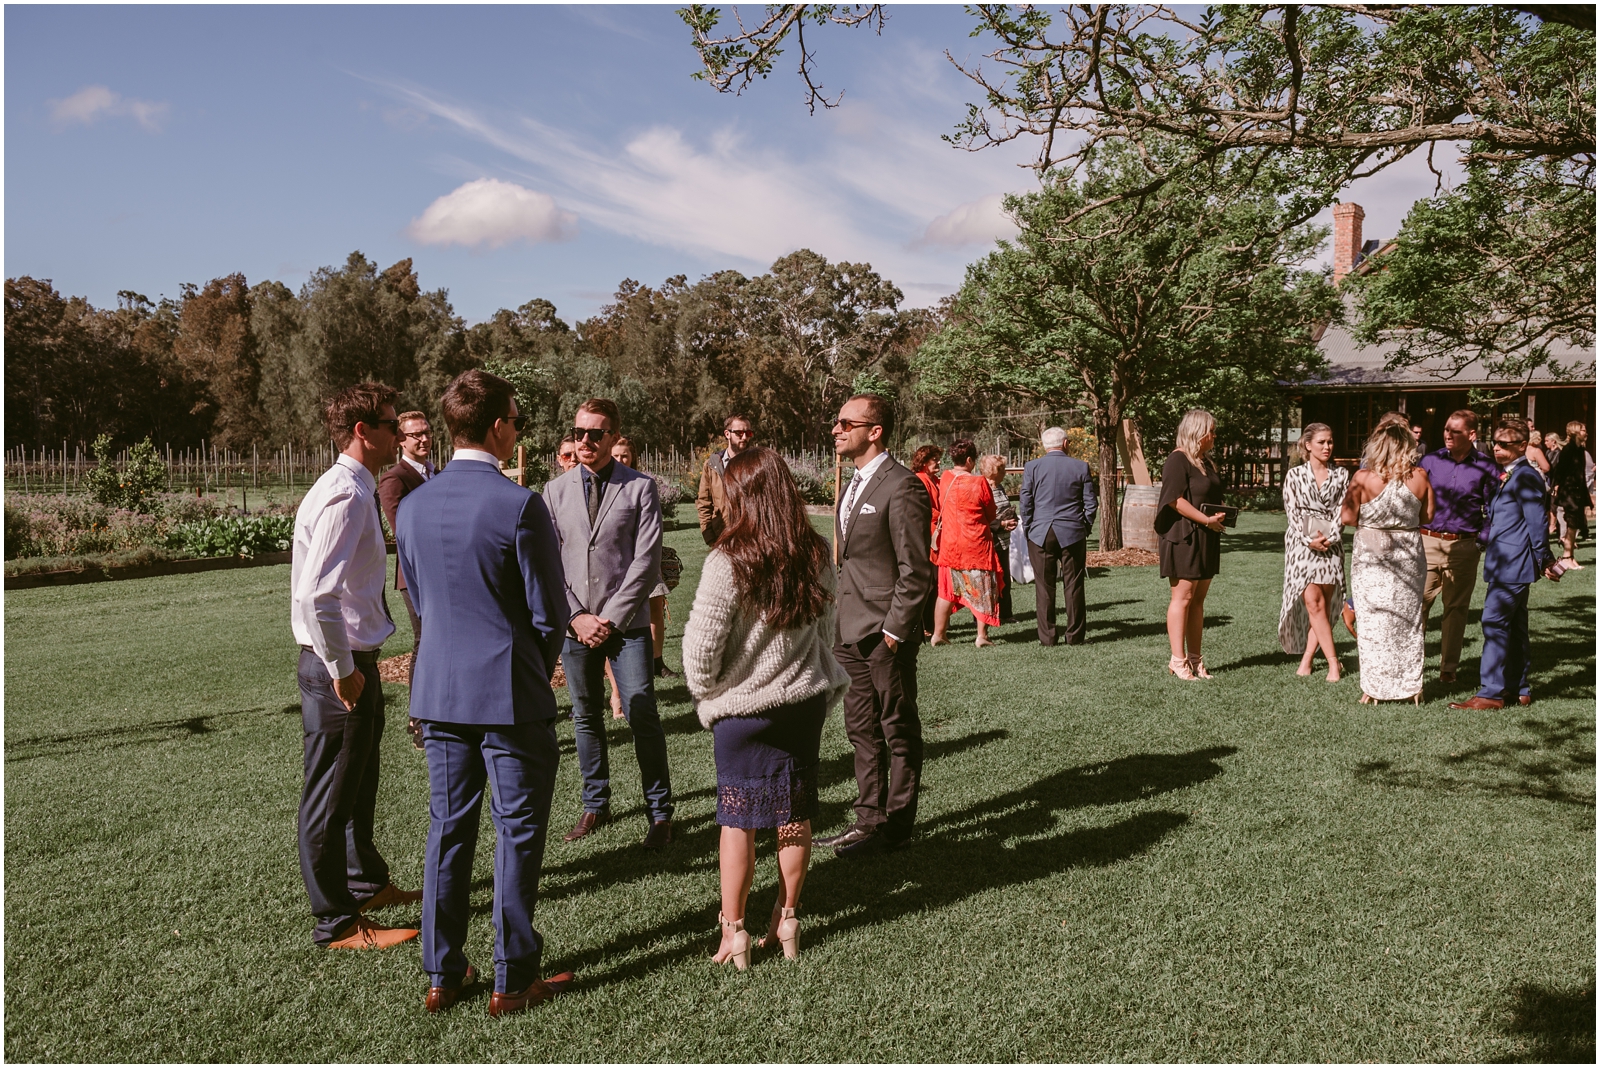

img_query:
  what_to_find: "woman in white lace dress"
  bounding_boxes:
[1339,424,1436,704]
[1279,424,1349,680]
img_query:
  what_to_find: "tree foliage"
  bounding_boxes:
[916,143,1338,548]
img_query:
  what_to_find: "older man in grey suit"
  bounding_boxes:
[544,397,675,849]
[1019,426,1099,646]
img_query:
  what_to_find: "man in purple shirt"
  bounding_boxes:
[1418,409,1502,684]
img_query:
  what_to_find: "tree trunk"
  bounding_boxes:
[1095,407,1122,551]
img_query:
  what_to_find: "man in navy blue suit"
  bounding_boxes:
[395,370,575,1017]
[1451,417,1563,711]
[1018,427,1099,646]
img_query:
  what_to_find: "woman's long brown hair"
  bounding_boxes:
[716,446,832,630]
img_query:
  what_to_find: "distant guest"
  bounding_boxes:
[697,414,756,546]
[1417,409,1498,685]
[613,437,676,681]
[556,432,578,472]
[931,439,1002,648]
[1019,426,1098,647]
[909,444,943,638]
[1551,422,1592,568]
[378,409,436,749]
[980,454,1019,623]
[1451,419,1561,710]
[1156,409,1227,680]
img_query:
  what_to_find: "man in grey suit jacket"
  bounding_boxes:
[1019,427,1099,646]
[543,398,675,849]
[817,394,934,857]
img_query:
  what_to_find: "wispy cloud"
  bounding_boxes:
[48,85,167,131]
[407,178,578,248]
[360,72,1037,300]
[914,193,1017,248]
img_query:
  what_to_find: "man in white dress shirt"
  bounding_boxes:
[291,382,421,949]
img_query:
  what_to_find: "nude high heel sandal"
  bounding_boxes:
[1187,654,1213,680]
[1168,655,1197,681]
[759,907,800,960]
[716,913,750,971]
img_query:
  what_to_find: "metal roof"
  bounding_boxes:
[1304,298,1594,391]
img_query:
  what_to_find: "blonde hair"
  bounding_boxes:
[1175,409,1217,465]
[979,454,1008,482]
[1297,422,1333,462]
[1362,424,1416,483]
[1566,420,1587,440]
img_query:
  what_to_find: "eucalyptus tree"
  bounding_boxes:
[916,144,1337,549]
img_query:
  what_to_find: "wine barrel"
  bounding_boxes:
[1121,483,1162,553]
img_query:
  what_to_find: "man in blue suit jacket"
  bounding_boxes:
[1451,417,1563,711]
[395,370,574,1018]
[1018,427,1099,646]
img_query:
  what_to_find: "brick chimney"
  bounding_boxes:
[1332,201,1365,286]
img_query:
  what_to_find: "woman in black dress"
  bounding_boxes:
[1156,409,1227,680]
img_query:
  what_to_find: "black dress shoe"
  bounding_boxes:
[834,828,888,858]
[641,818,673,850]
[814,824,874,848]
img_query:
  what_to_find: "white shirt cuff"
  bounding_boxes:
[882,628,902,643]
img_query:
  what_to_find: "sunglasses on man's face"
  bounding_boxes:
[501,414,529,432]
[1492,438,1524,448]
[570,426,610,442]
[833,418,879,432]
[357,418,401,434]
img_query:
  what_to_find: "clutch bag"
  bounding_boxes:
[1199,503,1239,528]
[1301,516,1337,542]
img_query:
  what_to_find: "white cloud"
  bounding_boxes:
[48,85,167,131]
[406,178,578,248]
[915,193,1017,248]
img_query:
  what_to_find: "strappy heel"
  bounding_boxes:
[714,913,750,971]
[1168,655,1197,681]
[1187,655,1213,680]
[759,907,800,960]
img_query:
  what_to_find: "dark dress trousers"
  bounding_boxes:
[378,458,427,649]
[1018,449,1098,646]
[1156,451,1224,580]
[834,454,935,841]
[395,457,571,993]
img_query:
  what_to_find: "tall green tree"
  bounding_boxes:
[174,273,263,449]
[916,146,1338,548]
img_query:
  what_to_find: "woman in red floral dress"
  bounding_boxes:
[930,439,1003,647]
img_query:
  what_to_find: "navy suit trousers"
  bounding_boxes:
[1477,581,1532,702]
[421,718,559,993]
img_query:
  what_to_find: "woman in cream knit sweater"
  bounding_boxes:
[683,447,849,970]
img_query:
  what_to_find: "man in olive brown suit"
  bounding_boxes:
[817,393,934,858]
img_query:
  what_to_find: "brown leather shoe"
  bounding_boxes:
[359,882,423,912]
[487,972,574,1018]
[1449,696,1505,711]
[1439,670,1457,684]
[406,716,425,751]
[326,916,419,950]
[1518,694,1533,706]
[425,965,479,1014]
[563,809,612,843]
[641,818,673,851]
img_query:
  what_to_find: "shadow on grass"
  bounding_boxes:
[4,705,284,762]
[1354,715,1596,808]
[1493,980,1596,1062]
[552,744,1235,988]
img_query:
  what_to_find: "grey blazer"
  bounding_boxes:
[834,454,934,645]
[544,463,662,633]
[1019,449,1098,547]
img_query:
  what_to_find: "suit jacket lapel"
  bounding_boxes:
[843,459,896,555]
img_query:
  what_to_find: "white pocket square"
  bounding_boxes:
[858,503,877,514]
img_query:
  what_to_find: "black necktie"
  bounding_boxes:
[586,471,601,527]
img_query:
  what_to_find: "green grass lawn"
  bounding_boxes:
[5,510,1593,1061]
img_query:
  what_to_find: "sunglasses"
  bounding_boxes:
[402,428,432,439]
[833,418,880,432]
[356,418,401,433]
[1492,438,1524,448]
[570,426,610,442]
[499,414,528,432]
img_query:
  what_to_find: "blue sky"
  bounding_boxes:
[6,4,1451,324]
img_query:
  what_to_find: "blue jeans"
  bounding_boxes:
[564,629,674,822]
[1477,581,1531,701]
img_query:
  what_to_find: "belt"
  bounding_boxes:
[299,645,381,663]
[1420,528,1470,542]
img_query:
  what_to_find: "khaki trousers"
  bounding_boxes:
[1421,533,1480,674]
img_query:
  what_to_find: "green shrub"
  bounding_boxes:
[166,515,294,559]
[84,435,168,514]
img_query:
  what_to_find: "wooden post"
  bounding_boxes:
[517,444,526,487]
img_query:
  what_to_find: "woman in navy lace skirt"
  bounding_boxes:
[683,447,849,969]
